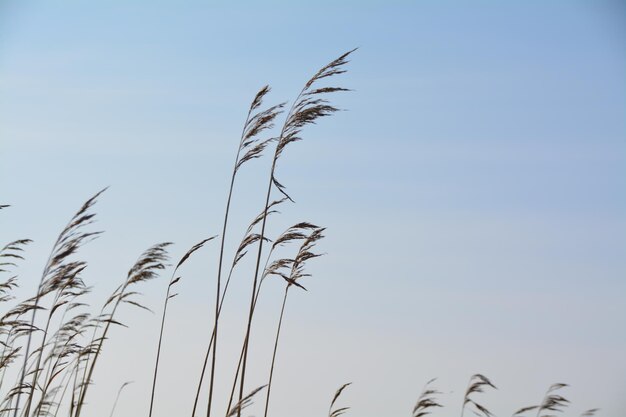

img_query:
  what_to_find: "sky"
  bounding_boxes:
[0,1,625,417]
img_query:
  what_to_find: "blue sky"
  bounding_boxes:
[1,1,625,417]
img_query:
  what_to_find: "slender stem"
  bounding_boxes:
[109,382,131,417]
[237,83,307,414]
[461,377,471,417]
[224,277,269,415]
[263,286,289,417]
[74,296,124,417]
[19,315,51,417]
[109,390,123,417]
[76,289,123,416]
[13,224,64,417]
[148,239,211,415]
[70,356,84,417]
[74,299,113,417]
[34,331,79,417]
[225,255,273,415]
[148,286,171,417]
[191,264,235,417]
[12,274,49,417]
[200,228,276,417]
[69,367,77,417]
[24,283,71,417]
[237,162,275,414]
[38,302,72,402]
[205,169,236,417]
[203,101,257,417]
[50,358,78,417]
[225,333,246,417]
[47,359,79,417]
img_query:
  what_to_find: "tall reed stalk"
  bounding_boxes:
[109,381,132,417]
[236,48,355,414]
[23,262,87,417]
[0,240,30,393]
[149,238,214,417]
[202,86,284,417]
[191,199,282,416]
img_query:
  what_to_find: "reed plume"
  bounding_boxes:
[0,240,32,276]
[328,383,351,417]
[198,86,284,417]
[109,381,132,417]
[535,383,569,417]
[512,383,569,417]
[413,378,442,417]
[461,374,496,417]
[0,239,30,392]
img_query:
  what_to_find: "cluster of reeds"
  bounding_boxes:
[329,377,598,417]
[0,50,353,417]
[0,192,173,417]
[0,50,602,417]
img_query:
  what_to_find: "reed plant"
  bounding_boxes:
[0,50,603,417]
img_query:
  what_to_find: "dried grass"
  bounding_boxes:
[0,49,604,417]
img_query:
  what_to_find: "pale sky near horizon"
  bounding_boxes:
[1,1,625,417]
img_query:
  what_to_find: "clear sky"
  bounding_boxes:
[1,1,625,417]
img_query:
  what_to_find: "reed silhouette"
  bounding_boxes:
[0,50,601,417]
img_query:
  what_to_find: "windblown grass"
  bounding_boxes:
[0,49,603,417]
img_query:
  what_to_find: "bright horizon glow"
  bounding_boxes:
[1,2,625,417]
